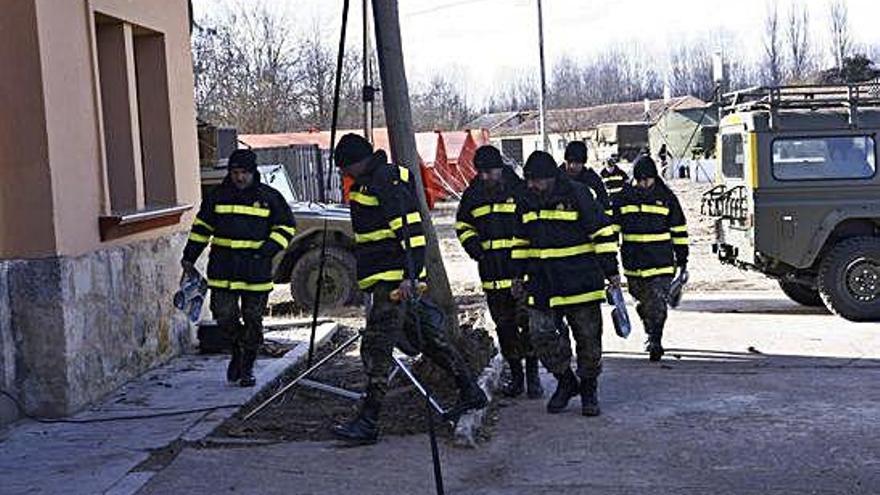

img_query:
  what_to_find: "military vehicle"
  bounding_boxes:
[201,164,357,311]
[702,83,880,321]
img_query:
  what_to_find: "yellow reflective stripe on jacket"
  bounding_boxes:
[358,269,405,289]
[594,242,618,254]
[604,209,613,217]
[211,237,264,249]
[398,166,410,182]
[624,266,676,278]
[480,238,515,250]
[273,225,296,236]
[512,237,530,247]
[535,242,595,259]
[549,289,606,307]
[521,210,579,223]
[511,248,535,259]
[193,217,214,231]
[606,187,623,194]
[591,225,616,239]
[482,279,513,290]
[269,232,289,249]
[356,228,397,243]
[670,225,688,233]
[350,191,380,206]
[620,204,669,216]
[208,279,274,291]
[214,204,271,217]
[458,230,478,244]
[188,232,211,244]
[603,175,626,182]
[455,221,475,231]
[672,237,689,245]
[389,212,421,231]
[402,235,427,248]
[471,203,517,218]
[622,233,672,243]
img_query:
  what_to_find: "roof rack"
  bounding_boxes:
[720,82,880,128]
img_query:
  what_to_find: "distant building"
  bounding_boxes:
[1,0,199,424]
[466,96,711,165]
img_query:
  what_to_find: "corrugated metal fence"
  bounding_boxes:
[253,145,343,203]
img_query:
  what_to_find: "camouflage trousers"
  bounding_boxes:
[361,283,472,400]
[528,302,602,380]
[210,289,269,352]
[485,289,534,362]
[627,275,673,339]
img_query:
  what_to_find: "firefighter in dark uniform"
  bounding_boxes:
[561,141,611,216]
[512,151,620,416]
[331,134,487,445]
[612,156,688,361]
[456,145,543,399]
[182,149,296,387]
[600,154,629,201]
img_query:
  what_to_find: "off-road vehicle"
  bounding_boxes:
[201,164,357,310]
[702,83,880,321]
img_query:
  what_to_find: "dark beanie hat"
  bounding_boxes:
[228,149,257,172]
[474,145,504,170]
[633,155,659,180]
[524,151,559,179]
[334,133,373,168]
[564,141,588,163]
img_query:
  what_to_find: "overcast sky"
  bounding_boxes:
[193,0,880,100]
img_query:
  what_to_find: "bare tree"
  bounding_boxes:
[829,0,852,71]
[485,73,540,112]
[668,42,715,101]
[786,2,812,83]
[762,0,784,86]
[410,74,475,131]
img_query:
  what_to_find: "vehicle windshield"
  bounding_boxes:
[721,133,745,179]
[259,164,298,202]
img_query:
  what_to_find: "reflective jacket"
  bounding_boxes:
[455,168,526,291]
[612,182,689,279]
[561,166,611,216]
[600,165,629,198]
[183,175,296,292]
[513,176,619,310]
[349,151,426,292]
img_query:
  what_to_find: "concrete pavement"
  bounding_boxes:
[136,291,880,495]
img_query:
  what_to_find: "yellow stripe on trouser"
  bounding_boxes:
[211,238,264,249]
[624,266,675,278]
[622,233,672,243]
[214,204,271,217]
[482,279,513,290]
[389,212,421,231]
[208,279,274,291]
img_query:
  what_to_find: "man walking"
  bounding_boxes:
[600,154,629,201]
[456,145,543,399]
[561,141,611,216]
[612,156,689,361]
[182,149,296,387]
[513,151,620,416]
[331,134,487,445]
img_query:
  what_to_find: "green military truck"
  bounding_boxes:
[703,83,880,321]
[201,164,358,310]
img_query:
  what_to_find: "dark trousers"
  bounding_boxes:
[485,289,533,362]
[210,289,269,352]
[628,276,673,339]
[361,283,471,400]
[529,302,603,380]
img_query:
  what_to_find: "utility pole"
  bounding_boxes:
[371,0,459,334]
[362,0,374,143]
[537,0,548,151]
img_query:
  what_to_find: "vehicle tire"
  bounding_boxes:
[777,280,825,307]
[290,247,358,311]
[817,237,880,322]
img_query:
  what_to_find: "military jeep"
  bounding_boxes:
[703,83,880,321]
[201,164,357,310]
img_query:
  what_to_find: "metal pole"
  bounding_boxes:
[363,0,374,144]
[537,0,548,152]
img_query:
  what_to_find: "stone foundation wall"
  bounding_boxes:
[0,262,18,425]
[1,231,193,423]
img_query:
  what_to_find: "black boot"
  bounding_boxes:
[501,359,525,398]
[238,349,257,387]
[646,334,664,362]
[580,376,601,417]
[547,369,579,414]
[443,374,488,421]
[525,357,544,399]
[226,344,243,383]
[333,394,380,445]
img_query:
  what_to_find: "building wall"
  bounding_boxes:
[491,131,592,166]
